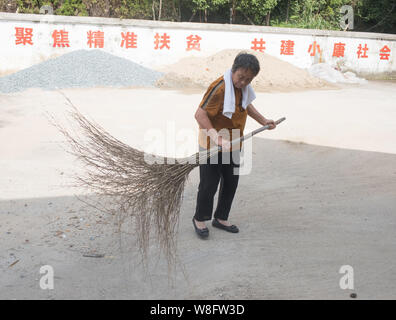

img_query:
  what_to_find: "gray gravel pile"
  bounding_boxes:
[0,50,163,93]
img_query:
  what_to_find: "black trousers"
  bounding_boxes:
[194,148,240,222]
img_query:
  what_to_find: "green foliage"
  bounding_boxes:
[271,0,353,30]
[16,0,41,13]
[191,0,210,11]
[56,0,87,16]
[3,0,396,33]
[237,0,278,25]
[355,0,396,33]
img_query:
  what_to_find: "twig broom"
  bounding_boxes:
[52,93,285,271]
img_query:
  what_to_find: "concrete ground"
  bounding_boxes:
[1,81,396,299]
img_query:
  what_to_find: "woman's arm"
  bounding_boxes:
[195,108,231,150]
[246,103,276,129]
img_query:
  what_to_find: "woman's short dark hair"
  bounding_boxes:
[231,52,260,76]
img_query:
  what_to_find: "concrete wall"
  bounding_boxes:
[1,12,396,77]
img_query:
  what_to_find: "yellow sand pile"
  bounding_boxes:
[155,49,335,92]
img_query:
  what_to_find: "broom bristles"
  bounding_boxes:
[52,96,206,272]
[52,92,286,273]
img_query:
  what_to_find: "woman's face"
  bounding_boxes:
[231,68,255,89]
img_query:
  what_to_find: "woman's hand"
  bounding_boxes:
[247,105,277,130]
[263,119,276,130]
[217,136,231,151]
[207,130,231,151]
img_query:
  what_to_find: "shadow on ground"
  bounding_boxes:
[1,138,396,299]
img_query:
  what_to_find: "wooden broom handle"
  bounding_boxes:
[214,117,286,152]
[179,117,286,164]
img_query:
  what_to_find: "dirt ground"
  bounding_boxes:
[1,81,396,299]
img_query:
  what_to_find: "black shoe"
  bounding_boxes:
[192,218,209,239]
[212,218,239,233]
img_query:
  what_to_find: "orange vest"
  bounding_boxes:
[198,76,248,150]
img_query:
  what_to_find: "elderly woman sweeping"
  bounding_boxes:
[55,51,285,269]
[193,52,278,239]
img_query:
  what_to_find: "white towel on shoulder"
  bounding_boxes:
[223,69,256,119]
